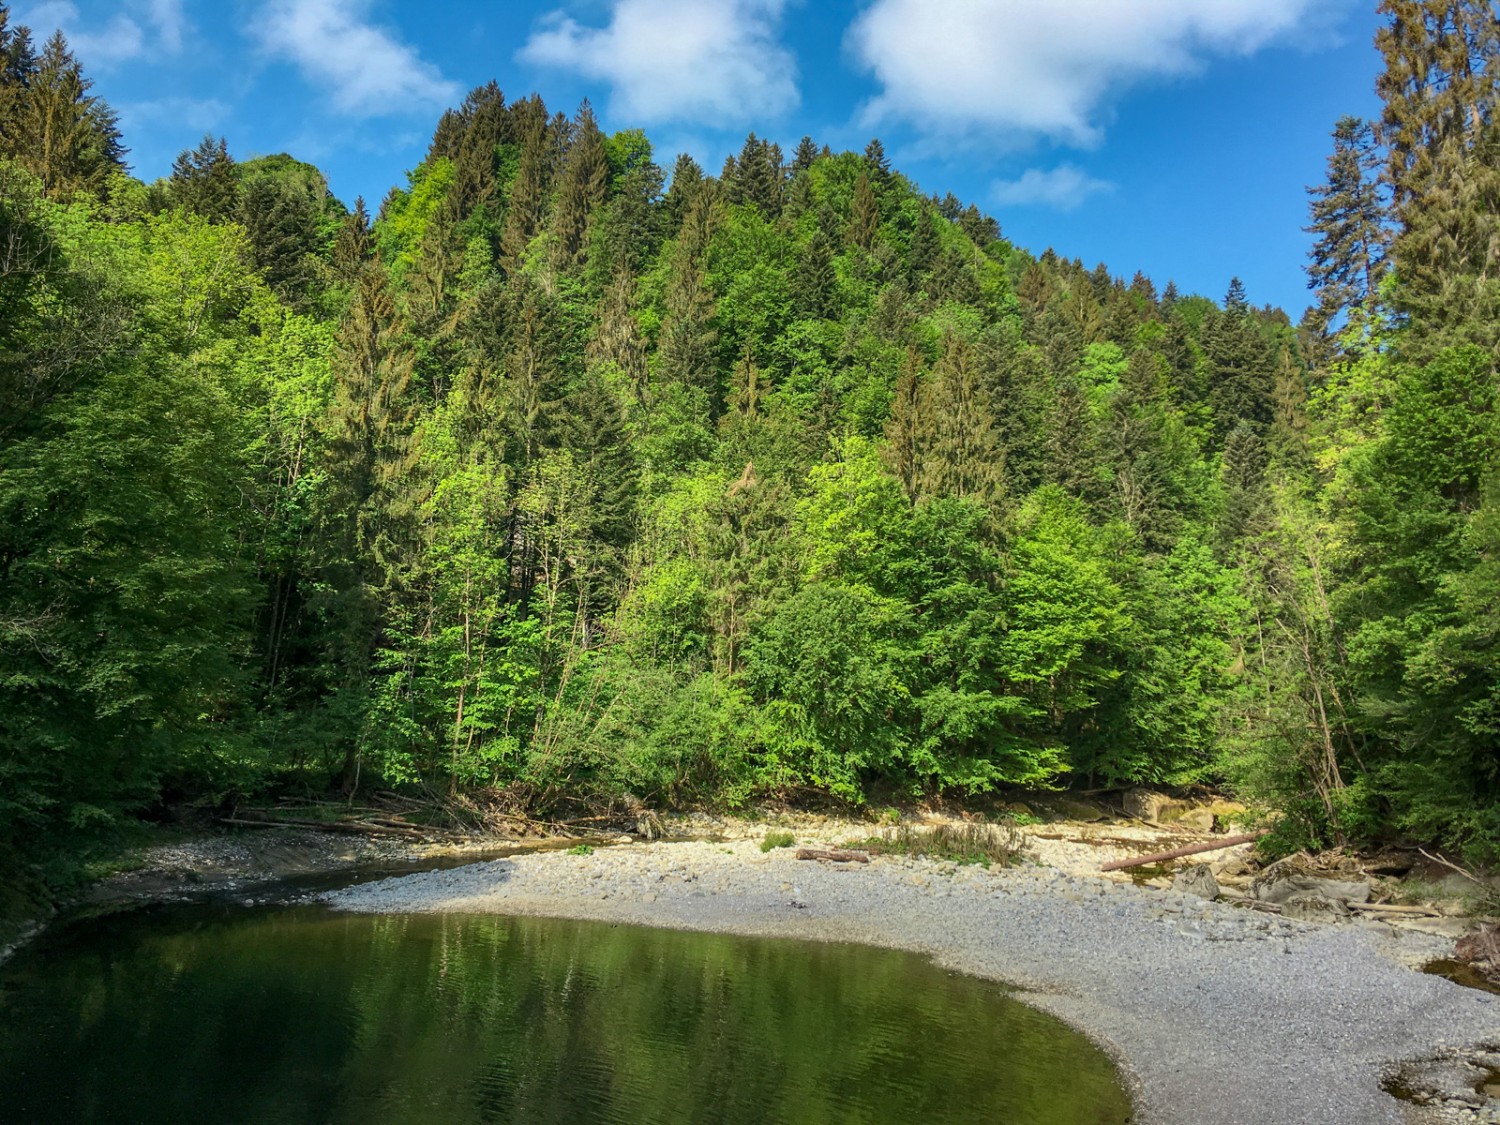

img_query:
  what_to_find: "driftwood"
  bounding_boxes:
[1100,832,1263,872]
[795,848,870,864]
[1348,901,1443,917]
[1418,846,1488,888]
[221,816,438,840]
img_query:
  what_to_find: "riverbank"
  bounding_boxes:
[324,834,1500,1125]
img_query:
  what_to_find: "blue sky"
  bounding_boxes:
[13,0,1384,316]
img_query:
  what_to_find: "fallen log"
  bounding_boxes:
[220,816,434,840]
[796,848,870,864]
[1348,901,1443,917]
[1100,832,1263,872]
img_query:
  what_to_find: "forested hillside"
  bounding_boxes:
[1,1,1497,865]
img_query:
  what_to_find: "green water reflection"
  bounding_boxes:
[0,905,1132,1124]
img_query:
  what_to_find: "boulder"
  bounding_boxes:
[1122,788,1191,825]
[1172,863,1220,900]
[1249,857,1371,906]
[1281,891,1352,923]
[1176,809,1217,833]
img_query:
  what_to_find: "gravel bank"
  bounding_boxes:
[325,837,1500,1125]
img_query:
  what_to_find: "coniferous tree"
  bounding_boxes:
[661,152,703,236]
[791,135,819,175]
[732,132,783,217]
[333,197,373,280]
[790,225,836,319]
[1204,294,1274,440]
[1,30,123,197]
[0,8,37,136]
[913,334,1006,509]
[170,135,239,222]
[500,96,549,275]
[657,183,722,405]
[549,100,609,276]
[590,268,650,404]
[1305,116,1390,335]
[848,172,879,251]
[1375,0,1500,347]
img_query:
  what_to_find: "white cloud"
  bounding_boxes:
[991,165,1114,212]
[519,0,798,126]
[119,96,229,133]
[253,0,461,118]
[16,1,144,65]
[16,0,188,64]
[140,0,185,54]
[849,0,1330,145]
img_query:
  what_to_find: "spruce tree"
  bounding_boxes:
[733,132,783,217]
[1203,305,1274,440]
[2,30,123,197]
[170,135,239,222]
[656,183,723,406]
[549,100,609,277]
[661,152,703,235]
[500,96,548,276]
[0,9,36,137]
[1375,0,1500,347]
[589,268,650,405]
[848,172,879,251]
[914,333,1006,509]
[333,197,373,280]
[791,135,819,175]
[790,226,836,319]
[238,171,320,304]
[1304,116,1389,334]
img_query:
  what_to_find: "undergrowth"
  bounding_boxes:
[850,821,1025,868]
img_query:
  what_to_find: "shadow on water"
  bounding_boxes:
[0,900,1134,1125]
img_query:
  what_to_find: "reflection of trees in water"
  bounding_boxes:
[0,909,1130,1125]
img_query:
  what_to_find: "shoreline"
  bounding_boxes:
[324,837,1500,1125]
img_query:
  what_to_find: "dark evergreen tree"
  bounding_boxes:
[1375,0,1500,346]
[549,100,609,277]
[0,30,123,197]
[661,152,704,236]
[1305,115,1390,335]
[848,172,879,251]
[500,96,549,276]
[170,135,239,222]
[791,135,819,175]
[333,197,373,280]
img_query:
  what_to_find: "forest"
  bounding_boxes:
[0,0,1497,880]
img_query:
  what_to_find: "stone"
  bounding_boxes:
[1176,809,1217,833]
[1281,891,1351,923]
[1249,858,1371,905]
[1037,796,1108,822]
[1122,788,1193,825]
[1172,863,1220,900]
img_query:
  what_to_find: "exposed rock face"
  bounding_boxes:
[1172,863,1220,900]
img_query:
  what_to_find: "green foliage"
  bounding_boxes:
[759,830,795,852]
[10,43,1500,863]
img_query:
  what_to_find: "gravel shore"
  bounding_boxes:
[325,837,1500,1125]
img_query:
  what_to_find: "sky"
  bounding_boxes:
[11,0,1387,317]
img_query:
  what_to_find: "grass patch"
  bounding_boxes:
[566,843,595,856]
[850,821,1024,868]
[760,830,797,852]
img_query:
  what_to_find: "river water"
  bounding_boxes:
[0,902,1132,1124]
